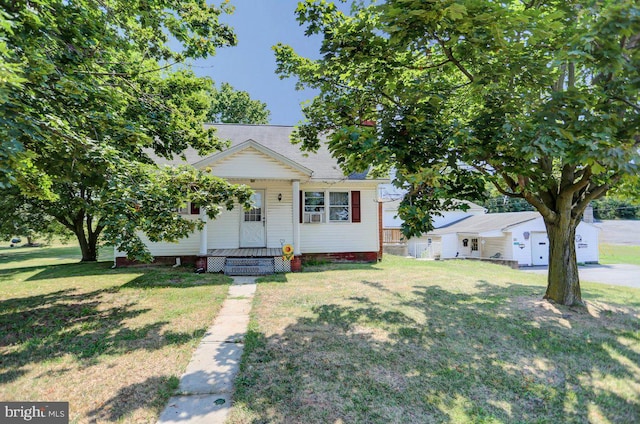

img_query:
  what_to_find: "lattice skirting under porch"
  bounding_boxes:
[207,257,226,273]
[274,257,291,273]
[206,256,290,273]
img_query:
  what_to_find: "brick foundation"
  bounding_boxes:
[290,257,302,272]
[115,255,199,267]
[115,251,378,271]
[300,251,379,264]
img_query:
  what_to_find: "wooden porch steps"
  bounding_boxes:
[224,257,275,276]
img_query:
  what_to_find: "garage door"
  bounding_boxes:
[531,232,549,266]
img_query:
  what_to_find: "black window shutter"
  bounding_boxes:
[299,190,303,223]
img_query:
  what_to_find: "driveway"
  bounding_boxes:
[522,263,640,289]
[595,220,640,245]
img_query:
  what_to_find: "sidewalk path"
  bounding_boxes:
[157,276,257,424]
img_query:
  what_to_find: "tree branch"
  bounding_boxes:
[436,38,474,83]
[573,182,610,218]
[611,96,640,112]
[566,165,592,195]
[500,171,556,221]
[402,58,452,71]
[74,62,180,78]
[560,164,576,191]
[523,191,557,222]
[491,180,524,198]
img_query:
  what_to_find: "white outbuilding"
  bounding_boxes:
[408,211,600,266]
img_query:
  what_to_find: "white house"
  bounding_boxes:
[409,211,600,266]
[379,179,486,253]
[115,124,387,273]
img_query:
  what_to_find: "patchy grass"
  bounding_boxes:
[0,241,114,270]
[230,256,640,424]
[0,248,230,423]
[599,243,640,265]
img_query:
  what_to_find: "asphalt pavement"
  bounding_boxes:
[520,220,640,289]
[522,263,640,289]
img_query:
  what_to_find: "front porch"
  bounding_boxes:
[203,248,291,275]
[207,248,282,257]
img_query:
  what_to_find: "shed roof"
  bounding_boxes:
[428,211,541,235]
[152,124,378,181]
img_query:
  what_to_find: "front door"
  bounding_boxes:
[240,190,266,248]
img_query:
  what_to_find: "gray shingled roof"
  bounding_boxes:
[152,124,369,180]
[429,211,541,235]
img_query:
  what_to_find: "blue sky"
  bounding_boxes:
[193,1,326,126]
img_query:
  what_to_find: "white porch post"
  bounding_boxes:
[199,207,208,256]
[292,180,301,255]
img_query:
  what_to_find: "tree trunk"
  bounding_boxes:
[76,230,98,262]
[73,216,98,262]
[544,217,582,306]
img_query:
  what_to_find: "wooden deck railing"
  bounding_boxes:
[383,228,406,244]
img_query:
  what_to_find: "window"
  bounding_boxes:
[471,238,479,251]
[329,192,349,221]
[301,190,360,223]
[176,202,200,215]
[304,191,325,223]
[244,192,262,222]
[244,207,261,222]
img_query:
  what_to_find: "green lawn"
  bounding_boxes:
[599,243,640,266]
[0,244,231,423]
[0,241,113,270]
[229,256,640,424]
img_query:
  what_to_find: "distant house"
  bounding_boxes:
[379,178,599,265]
[379,179,487,255]
[408,211,600,266]
[115,124,388,273]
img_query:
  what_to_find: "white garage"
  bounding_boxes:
[408,211,600,266]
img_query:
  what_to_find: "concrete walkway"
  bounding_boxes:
[157,276,257,424]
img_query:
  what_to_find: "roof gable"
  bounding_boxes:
[148,124,390,182]
[193,139,312,179]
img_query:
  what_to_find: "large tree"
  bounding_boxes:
[275,0,640,305]
[0,0,254,262]
[208,82,271,124]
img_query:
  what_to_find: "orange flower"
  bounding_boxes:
[282,244,293,254]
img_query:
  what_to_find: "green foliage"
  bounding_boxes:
[275,0,640,304]
[484,196,536,214]
[592,197,640,220]
[0,0,252,261]
[208,82,271,124]
[0,187,72,245]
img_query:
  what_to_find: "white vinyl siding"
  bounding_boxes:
[117,181,381,258]
[207,181,294,249]
[300,187,379,253]
[206,147,307,179]
[116,216,201,257]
